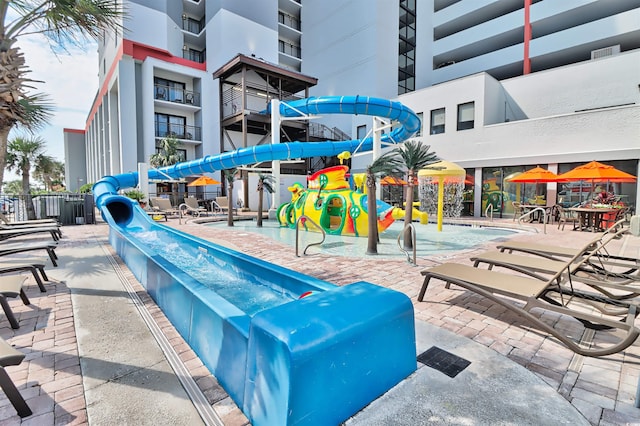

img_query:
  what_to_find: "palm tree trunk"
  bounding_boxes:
[227,183,234,227]
[0,127,9,189]
[366,173,379,255]
[257,186,264,227]
[21,169,36,220]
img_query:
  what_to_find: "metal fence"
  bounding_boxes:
[0,193,95,225]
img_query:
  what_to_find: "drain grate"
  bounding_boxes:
[417,346,471,378]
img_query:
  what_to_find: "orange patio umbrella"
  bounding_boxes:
[507,166,565,183]
[557,161,637,183]
[380,176,407,185]
[187,175,221,186]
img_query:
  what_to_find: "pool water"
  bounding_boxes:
[207,220,518,259]
[131,228,298,315]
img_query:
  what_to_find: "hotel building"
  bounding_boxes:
[65,0,640,216]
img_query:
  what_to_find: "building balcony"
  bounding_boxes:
[155,123,201,142]
[154,85,200,107]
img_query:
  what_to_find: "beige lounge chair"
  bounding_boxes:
[150,197,180,217]
[0,275,30,329]
[0,226,61,242]
[179,196,208,217]
[0,337,31,417]
[0,258,51,292]
[212,196,236,214]
[0,241,58,267]
[418,262,639,357]
[0,212,59,226]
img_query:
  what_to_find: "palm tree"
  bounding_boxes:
[6,135,49,220]
[0,1,123,189]
[256,173,274,227]
[365,151,403,255]
[34,156,64,191]
[223,168,238,226]
[394,140,439,250]
[149,136,183,204]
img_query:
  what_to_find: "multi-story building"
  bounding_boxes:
[65,0,640,216]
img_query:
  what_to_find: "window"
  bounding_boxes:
[430,108,445,134]
[398,0,416,94]
[357,125,367,140]
[416,112,423,136]
[155,113,186,138]
[155,146,186,163]
[154,77,185,102]
[457,102,474,131]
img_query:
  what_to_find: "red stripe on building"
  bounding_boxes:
[84,39,206,131]
[523,0,531,74]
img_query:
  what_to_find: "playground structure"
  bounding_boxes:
[92,96,420,425]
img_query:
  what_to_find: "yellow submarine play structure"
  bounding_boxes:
[276,161,427,237]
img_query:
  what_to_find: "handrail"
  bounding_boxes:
[484,203,494,221]
[396,223,417,265]
[517,207,547,234]
[295,215,326,256]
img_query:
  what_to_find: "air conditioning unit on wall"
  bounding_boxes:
[591,45,620,60]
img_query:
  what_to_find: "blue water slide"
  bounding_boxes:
[92,96,419,425]
[93,96,419,213]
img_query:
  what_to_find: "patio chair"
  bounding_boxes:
[150,197,180,217]
[0,241,58,267]
[418,260,639,357]
[0,275,30,329]
[555,205,579,230]
[0,337,31,417]
[511,201,523,222]
[179,196,208,217]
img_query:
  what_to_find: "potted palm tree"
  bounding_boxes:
[124,189,147,208]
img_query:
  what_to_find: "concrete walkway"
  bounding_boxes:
[0,216,638,424]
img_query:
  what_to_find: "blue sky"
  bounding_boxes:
[6,35,98,182]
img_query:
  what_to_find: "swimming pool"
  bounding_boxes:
[207,219,519,259]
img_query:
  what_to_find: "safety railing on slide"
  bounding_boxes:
[295,215,326,256]
[397,223,417,265]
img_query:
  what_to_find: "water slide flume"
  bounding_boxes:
[92,96,419,425]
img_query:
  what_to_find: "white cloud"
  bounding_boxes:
[6,35,98,182]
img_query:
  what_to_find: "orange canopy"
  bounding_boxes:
[507,166,565,183]
[380,176,407,185]
[557,161,637,183]
[187,175,221,186]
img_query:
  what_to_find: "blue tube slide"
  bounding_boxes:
[92,96,419,425]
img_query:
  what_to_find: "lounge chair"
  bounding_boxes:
[150,197,180,217]
[472,225,640,302]
[0,337,31,417]
[0,241,58,267]
[0,275,30,329]
[0,212,59,226]
[212,196,236,214]
[0,226,61,242]
[0,258,51,292]
[179,196,207,217]
[418,262,639,357]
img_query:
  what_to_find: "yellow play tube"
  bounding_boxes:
[392,207,428,224]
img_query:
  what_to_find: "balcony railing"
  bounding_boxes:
[183,17,203,34]
[278,11,300,31]
[155,122,201,141]
[183,49,205,63]
[154,85,200,107]
[278,41,301,59]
